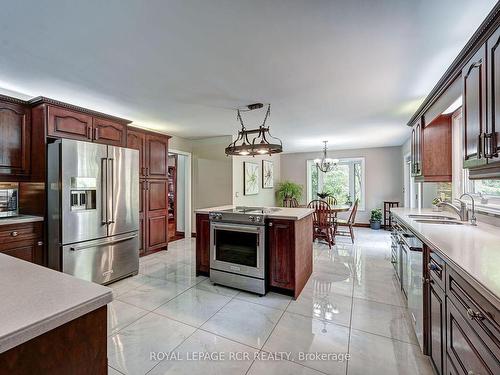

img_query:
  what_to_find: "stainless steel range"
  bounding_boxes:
[209,206,270,295]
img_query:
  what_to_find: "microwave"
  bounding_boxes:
[0,183,18,217]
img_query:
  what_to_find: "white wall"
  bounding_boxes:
[280,146,403,223]
[232,154,280,207]
[191,136,233,230]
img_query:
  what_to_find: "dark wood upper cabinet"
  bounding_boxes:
[486,26,500,163]
[146,134,169,179]
[127,128,146,177]
[92,117,126,147]
[268,219,295,290]
[195,213,210,276]
[0,99,31,177]
[47,106,93,141]
[462,46,487,168]
[411,119,422,177]
[418,115,452,182]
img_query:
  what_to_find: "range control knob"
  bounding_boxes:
[255,216,262,222]
[249,216,255,222]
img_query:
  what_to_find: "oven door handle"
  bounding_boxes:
[211,223,262,233]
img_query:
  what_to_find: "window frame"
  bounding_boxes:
[306,157,366,211]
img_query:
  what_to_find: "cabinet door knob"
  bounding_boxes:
[37,241,43,246]
[269,222,273,227]
[10,231,18,237]
[466,308,484,321]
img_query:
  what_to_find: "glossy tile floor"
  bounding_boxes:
[107,228,433,375]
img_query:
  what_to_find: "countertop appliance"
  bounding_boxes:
[47,139,139,285]
[0,183,18,218]
[209,206,268,295]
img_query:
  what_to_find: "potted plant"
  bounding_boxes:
[276,181,304,206]
[317,191,329,199]
[370,208,382,230]
[345,195,353,206]
[432,197,443,212]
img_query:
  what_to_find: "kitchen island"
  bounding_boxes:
[195,206,314,299]
[0,253,112,374]
[391,208,499,375]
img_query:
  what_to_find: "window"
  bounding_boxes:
[307,158,365,210]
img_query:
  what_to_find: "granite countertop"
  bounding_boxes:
[391,207,500,305]
[0,215,44,226]
[195,205,314,220]
[0,254,112,353]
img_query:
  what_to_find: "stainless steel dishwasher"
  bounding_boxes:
[401,232,424,350]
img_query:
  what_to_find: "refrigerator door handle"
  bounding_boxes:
[69,233,138,251]
[108,158,115,224]
[101,158,108,225]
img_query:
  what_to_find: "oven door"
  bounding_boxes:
[210,222,265,279]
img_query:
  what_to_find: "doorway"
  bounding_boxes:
[168,150,192,242]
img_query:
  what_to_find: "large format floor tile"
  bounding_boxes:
[108,300,149,336]
[201,299,283,349]
[155,288,231,327]
[104,229,431,375]
[351,298,417,344]
[117,277,189,311]
[235,291,292,310]
[263,312,350,375]
[348,329,433,375]
[247,358,326,375]
[148,330,257,375]
[108,312,196,374]
[286,290,352,327]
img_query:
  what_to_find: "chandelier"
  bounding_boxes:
[314,141,338,173]
[225,103,283,156]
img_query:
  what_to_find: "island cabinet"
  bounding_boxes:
[128,126,171,256]
[423,250,500,375]
[267,215,313,299]
[0,96,31,179]
[195,213,210,276]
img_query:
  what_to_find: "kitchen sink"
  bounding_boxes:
[414,219,464,225]
[408,214,457,220]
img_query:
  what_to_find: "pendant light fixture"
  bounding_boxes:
[225,103,283,156]
[314,141,338,173]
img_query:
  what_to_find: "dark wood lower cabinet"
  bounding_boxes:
[0,222,44,265]
[429,281,446,375]
[268,219,295,290]
[195,213,210,276]
[423,248,500,375]
[268,215,313,299]
[0,306,107,375]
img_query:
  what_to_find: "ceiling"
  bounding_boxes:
[0,0,496,152]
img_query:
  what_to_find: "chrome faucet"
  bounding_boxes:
[436,194,477,225]
[460,193,477,226]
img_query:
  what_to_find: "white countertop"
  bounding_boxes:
[195,205,314,220]
[0,215,44,226]
[391,207,500,304]
[0,254,112,353]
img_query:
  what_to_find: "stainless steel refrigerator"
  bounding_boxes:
[47,139,140,285]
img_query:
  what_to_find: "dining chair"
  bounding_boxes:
[307,200,334,248]
[325,196,338,223]
[333,199,359,243]
[283,197,299,208]
[325,196,337,206]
